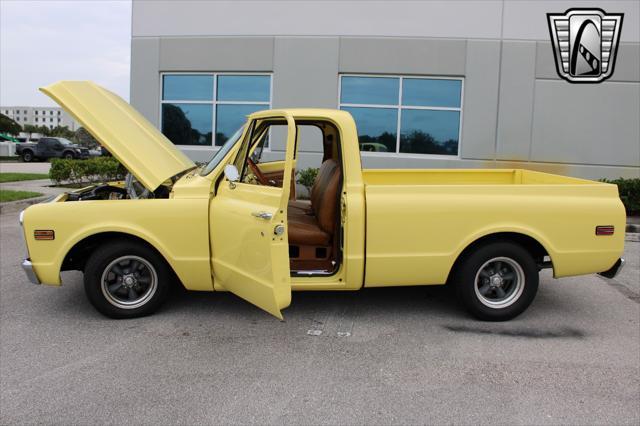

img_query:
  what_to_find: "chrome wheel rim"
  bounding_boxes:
[474,257,525,309]
[100,255,157,309]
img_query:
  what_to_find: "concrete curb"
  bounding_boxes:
[0,196,52,215]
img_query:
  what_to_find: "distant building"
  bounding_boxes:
[0,106,80,131]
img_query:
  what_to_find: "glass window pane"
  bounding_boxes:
[216,104,266,146]
[342,107,397,153]
[402,78,461,108]
[217,75,270,102]
[340,76,399,105]
[162,75,213,101]
[161,103,212,146]
[399,109,460,155]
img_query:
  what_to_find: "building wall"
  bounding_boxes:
[130,0,640,179]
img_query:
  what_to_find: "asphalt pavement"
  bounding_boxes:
[1,209,638,425]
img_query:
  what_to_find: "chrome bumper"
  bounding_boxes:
[598,258,625,279]
[22,259,40,285]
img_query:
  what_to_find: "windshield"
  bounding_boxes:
[200,126,245,176]
[57,138,74,146]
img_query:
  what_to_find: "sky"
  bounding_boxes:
[0,0,131,107]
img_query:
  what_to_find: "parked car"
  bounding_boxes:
[359,142,388,152]
[20,81,626,321]
[15,137,90,162]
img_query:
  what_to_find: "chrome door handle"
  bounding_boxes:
[251,211,273,220]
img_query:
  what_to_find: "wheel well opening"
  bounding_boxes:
[62,232,171,274]
[449,232,550,281]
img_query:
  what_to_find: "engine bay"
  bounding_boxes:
[65,174,171,201]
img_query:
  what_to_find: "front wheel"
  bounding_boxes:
[454,242,539,321]
[21,151,33,162]
[63,151,75,160]
[84,241,171,318]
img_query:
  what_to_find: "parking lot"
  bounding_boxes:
[1,209,638,425]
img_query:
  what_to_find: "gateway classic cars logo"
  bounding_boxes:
[547,8,624,83]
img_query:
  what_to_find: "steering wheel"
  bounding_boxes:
[247,158,270,186]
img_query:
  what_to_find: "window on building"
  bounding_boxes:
[35,118,38,122]
[160,73,271,147]
[23,110,27,114]
[339,75,462,156]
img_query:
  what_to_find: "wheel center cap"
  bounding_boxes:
[123,275,136,287]
[490,275,503,287]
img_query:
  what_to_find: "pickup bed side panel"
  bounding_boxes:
[363,183,625,287]
[23,198,213,291]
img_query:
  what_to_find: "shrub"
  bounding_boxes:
[601,177,640,215]
[50,157,126,185]
[296,167,319,194]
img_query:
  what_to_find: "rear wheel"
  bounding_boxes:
[21,151,33,162]
[84,241,171,318]
[454,242,539,321]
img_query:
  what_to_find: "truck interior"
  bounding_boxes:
[240,118,344,277]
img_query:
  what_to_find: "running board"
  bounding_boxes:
[291,269,334,277]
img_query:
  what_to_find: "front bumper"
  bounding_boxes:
[22,259,41,285]
[598,258,625,279]
[19,209,40,285]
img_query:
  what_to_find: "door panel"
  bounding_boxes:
[210,183,290,318]
[209,113,296,319]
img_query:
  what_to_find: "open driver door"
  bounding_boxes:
[209,112,296,319]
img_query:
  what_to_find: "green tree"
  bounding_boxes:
[22,124,51,136]
[0,114,22,135]
[49,125,75,139]
[75,127,99,148]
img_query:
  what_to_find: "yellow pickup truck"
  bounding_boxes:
[20,81,626,321]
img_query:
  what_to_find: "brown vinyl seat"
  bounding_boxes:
[288,159,341,246]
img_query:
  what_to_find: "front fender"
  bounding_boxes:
[22,198,213,291]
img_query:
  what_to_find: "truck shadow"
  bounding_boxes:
[54,271,587,340]
[166,283,462,319]
[161,281,587,340]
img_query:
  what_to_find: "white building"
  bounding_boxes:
[1,106,80,131]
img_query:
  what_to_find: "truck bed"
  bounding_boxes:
[362,168,594,186]
[361,168,625,288]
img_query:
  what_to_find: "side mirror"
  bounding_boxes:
[223,164,240,189]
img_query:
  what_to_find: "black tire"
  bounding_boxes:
[84,240,171,319]
[454,242,539,321]
[63,151,75,160]
[21,150,34,162]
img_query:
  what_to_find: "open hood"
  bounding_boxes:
[41,81,195,191]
